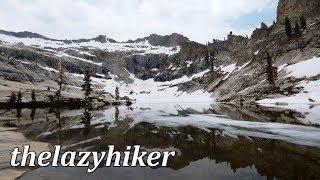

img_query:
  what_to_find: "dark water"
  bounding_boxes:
[1,102,320,179]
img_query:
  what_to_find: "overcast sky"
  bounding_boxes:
[0,0,278,43]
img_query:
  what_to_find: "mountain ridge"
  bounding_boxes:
[0,29,189,47]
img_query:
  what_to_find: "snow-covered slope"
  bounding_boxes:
[256,57,320,125]
[0,34,180,55]
[1,29,320,107]
[90,70,213,103]
[258,57,320,105]
[284,57,320,78]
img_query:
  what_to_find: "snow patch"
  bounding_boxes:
[92,70,213,103]
[56,53,102,66]
[285,57,320,78]
[257,80,320,125]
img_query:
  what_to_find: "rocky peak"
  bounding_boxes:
[93,35,108,43]
[0,29,50,40]
[227,34,249,49]
[277,0,320,24]
[92,35,117,43]
[128,33,189,47]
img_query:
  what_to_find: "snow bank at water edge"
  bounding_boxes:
[76,103,320,148]
[134,113,320,147]
[256,80,320,125]
[257,57,320,125]
[257,80,320,105]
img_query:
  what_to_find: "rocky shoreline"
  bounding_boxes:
[0,127,49,180]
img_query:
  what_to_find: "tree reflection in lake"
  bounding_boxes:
[30,108,36,121]
[81,109,92,137]
[0,102,319,179]
[16,108,21,121]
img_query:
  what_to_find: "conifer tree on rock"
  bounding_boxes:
[204,47,209,67]
[210,51,215,73]
[285,17,293,38]
[205,43,215,75]
[294,22,301,37]
[300,16,307,30]
[265,53,278,90]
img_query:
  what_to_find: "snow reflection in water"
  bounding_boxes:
[0,102,319,179]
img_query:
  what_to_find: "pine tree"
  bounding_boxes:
[102,66,109,76]
[205,44,214,74]
[294,22,301,37]
[115,86,120,100]
[300,16,307,30]
[56,61,66,100]
[17,90,22,103]
[81,70,92,103]
[210,52,215,73]
[204,47,209,67]
[132,56,137,74]
[265,53,277,90]
[31,90,36,102]
[285,17,293,37]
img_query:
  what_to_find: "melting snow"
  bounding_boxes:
[138,113,320,147]
[258,80,320,104]
[257,80,320,124]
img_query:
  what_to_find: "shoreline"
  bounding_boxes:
[0,127,49,180]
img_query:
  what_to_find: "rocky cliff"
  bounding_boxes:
[277,0,320,24]
[0,0,319,104]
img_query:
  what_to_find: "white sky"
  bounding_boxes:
[0,0,278,43]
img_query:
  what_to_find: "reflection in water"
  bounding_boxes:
[54,108,63,145]
[30,108,36,121]
[81,109,92,137]
[0,103,319,179]
[115,106,119,122]
[16,108,21,121]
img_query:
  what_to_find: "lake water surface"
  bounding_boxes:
[1,102,320,179]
